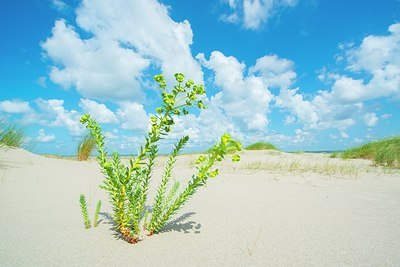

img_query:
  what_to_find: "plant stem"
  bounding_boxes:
[79,194,91,229]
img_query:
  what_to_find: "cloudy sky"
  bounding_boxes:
[1,0,400,155]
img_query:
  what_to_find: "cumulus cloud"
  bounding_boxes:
[331,22,400,102]
[34,99,85,136]
[42,0,203,101]
[275,88,319,129]
[0,100,32,113]
[116,102,149,131]
[249,54,297,89]
[273,23,400,131]
[36,129,56,143]
[42,20,150,101]
[363,112,378,127]
[197,51,273,131]
[79,99,118,123]
[220,0,299,30]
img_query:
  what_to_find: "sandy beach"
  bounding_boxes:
[1,148,399,266]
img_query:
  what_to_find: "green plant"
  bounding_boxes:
[79,194,91,229]
[77,132,96,161]
[0,119,26,148]
[80,73,241,243]
[341,136,400,168]
[79,194,102,229]
[93,200,102,227]
[245,142,277,151]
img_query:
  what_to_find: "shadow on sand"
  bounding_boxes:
[99,210,201,242]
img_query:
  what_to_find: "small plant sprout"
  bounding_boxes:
[80,73,241,243]
[79,195,102,229]
[79,194,91,229]
[93,200,102,227]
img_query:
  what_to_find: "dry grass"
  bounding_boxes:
[221,150,385,178]
[77,133,96,161]
[242,159,361,176]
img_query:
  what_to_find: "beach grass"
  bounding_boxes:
[340,136,400,168]
[245,142,278,151]
[242,159,361,176]
[0,119,26,149]
[77,133,96,161]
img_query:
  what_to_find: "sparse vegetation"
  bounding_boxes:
[79,194,91,229]
[0,119,26,148]
[340,137,400,168]
[245,142,277,151]
[80,73,241,243]
[243,159,361,176]
[77,132,96,161]
[79,194,102,229]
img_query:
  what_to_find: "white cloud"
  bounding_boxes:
[353,138,363,143]
[116,102,148,131]
[272,24,400,132]
[42,0,203,101]
[340,131,349,139]
[249,54,296,89]
[220,13,240,24]
[363,112,378,127]
[34,99,85,136]
[284,115,296,125]
[104,131,119,139]
[220,0,299,30]
[331,22,400,102]
[51,0,68,11]
[224,0,239,8]
[329,134,337,140]
[36,129,56,143]
[292,128,311,143]
[0,100,32,113]
[42,20,150,101]
[331,76,367,102]
[36,76,47,88]
[198,51,273,131]
[275,88,319,129]
[79,99,118,123]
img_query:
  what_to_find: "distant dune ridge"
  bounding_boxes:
[1,148,399,266]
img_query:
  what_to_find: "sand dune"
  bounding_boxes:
[1,148,399,266]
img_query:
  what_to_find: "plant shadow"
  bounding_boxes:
[98,211,125,241]
[99,210,202,242]
[158,212,202,234]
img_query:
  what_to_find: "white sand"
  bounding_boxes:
[1,148,399,266]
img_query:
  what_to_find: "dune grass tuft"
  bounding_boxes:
[77,132,96,161]
[245,142,277,151]
[0,119,26,148]
[341,136,400,168]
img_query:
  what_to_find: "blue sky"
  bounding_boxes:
[0,0,400,155]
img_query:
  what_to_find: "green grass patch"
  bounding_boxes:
[341,136,400,168]
[0,119,26,148]
[245,142,277,151]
